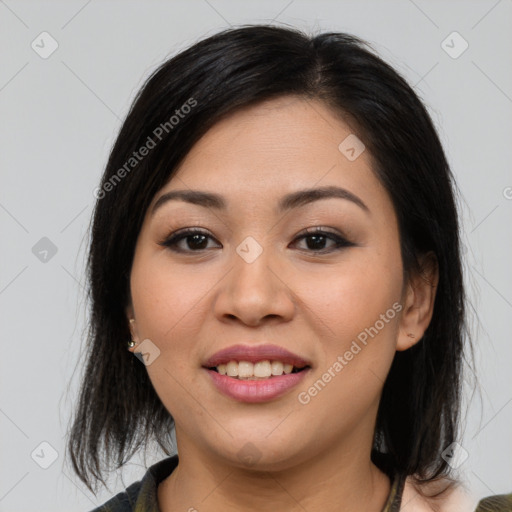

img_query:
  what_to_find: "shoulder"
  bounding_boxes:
[86,455,180,512]
[474,492,512,512]
[402,478,512,511]
[86,479,143,511]
[401,476,477,511]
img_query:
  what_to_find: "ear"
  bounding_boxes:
[397,251,439,351]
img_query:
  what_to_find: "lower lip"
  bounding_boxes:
[204,368,311,403]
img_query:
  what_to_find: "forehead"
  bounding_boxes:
[154,96,391,217]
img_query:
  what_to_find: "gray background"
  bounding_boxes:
[1,0,511,510]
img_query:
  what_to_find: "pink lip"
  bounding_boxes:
[204,367,311,403]
[202,344,311,368]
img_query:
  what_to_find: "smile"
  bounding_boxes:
[209,360,309,379]
[204,365,311,403]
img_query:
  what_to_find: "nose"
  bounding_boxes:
[213,242,295,327]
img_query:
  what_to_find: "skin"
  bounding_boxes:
[126,95,440,511]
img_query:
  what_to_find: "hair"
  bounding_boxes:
[66,24,470,496]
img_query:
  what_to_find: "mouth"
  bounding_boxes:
[203,364,312,403]
[201,344,312,403]
[205,360,311,380]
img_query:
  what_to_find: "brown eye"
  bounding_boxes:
[292,227,355,253]
[160,229,220,253]
[159,226,354,255]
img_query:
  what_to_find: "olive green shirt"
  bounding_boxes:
[88,455,511,511]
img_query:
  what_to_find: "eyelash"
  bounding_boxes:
[158,226,355,255]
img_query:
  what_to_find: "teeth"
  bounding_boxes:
[215,360,299,379]
[238,361,254,378]
[254,360,271,377]
[226,361,238,377]
[271,361,284,375]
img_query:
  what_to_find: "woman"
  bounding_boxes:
[67,25,509,511]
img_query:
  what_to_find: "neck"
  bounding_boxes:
[158,430,391,512]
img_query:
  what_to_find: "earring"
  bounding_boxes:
[128,318,137,349]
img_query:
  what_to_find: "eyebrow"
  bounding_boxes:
[151,185,370,216]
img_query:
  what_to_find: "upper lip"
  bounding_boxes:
[202,344,312,368]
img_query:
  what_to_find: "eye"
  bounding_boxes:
[159,228,220,253]
[159,226,354,255]
[291,227,355,253]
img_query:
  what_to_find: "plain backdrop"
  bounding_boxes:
[1,1,511,510]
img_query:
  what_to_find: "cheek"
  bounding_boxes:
[129,252,212,414]
[295,245,403,412]
[130,252,213,343]
[299,248,403,343]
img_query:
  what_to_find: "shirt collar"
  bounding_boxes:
[130,453,404,512]
[132,454,179,511]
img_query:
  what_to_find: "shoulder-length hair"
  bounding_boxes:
[67,24,469,494]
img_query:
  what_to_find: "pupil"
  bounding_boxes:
[189,234,207,250]
[307,235,325,250]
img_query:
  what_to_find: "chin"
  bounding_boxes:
[210,437,311,473]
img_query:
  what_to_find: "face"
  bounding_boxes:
[127,95,427,471]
